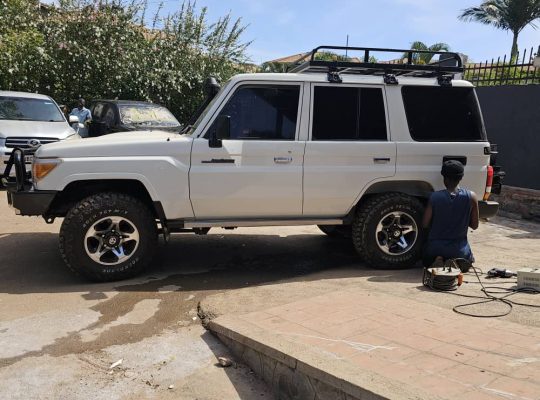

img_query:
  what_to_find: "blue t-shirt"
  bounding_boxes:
[70,107,92,137]
[70,107,92,123]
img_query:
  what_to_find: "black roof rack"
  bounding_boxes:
[288,46,463,82]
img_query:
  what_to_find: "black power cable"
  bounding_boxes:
[424,265,540,318]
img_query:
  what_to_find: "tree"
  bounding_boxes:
[403,41,450,64]
[459,0,540,59]
[0,0,250,122]
[0,0,46,90]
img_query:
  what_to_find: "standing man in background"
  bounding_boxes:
[70,98,92,137]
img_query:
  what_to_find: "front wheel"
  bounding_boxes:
[59,192,158,281]
[352,193,424,269]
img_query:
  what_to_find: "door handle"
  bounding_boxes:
[274,157,292,164]
[201,158,235,164]
[373,157,391,164]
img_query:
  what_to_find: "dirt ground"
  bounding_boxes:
[0,190,539,399]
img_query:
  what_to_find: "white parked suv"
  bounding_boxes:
[1,91,79,178]
[5,46,501,281]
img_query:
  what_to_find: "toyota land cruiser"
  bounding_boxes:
[4,46,501,281]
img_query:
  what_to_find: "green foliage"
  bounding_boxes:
[464,61,540,85]
[404,41,451,64]
[459,0,540,58]
[0,0,250,122]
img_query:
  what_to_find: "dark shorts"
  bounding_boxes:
[422,239,474,267]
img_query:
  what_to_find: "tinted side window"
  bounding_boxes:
[402,86,485,141]
[210,85,300,140]
[92,103,104,120]
[103,105,116,127]
[312,86,387,141]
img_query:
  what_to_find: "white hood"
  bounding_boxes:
[0,120,76,139]
[35,130,192,158]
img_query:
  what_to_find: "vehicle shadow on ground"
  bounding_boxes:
[0,231,421,295]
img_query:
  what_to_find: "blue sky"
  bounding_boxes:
[47,0,540,64]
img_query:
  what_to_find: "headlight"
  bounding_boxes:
[32,158,61,181]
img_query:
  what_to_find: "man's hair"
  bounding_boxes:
[441,160,464,187]
[441,160,464,178]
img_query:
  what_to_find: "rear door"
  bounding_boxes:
[303,84,396,217]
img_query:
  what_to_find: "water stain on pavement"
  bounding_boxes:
[0,246,352,368]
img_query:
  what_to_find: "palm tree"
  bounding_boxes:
[459,0,540,59]
[404,41,451,64]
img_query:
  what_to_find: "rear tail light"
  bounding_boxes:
[484,165,494,200]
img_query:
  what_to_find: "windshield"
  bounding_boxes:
[118,104,180,127]
[0,96,65,122]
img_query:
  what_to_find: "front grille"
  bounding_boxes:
[5,137,59,155]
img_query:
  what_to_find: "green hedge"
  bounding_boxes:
[0,0,250,122]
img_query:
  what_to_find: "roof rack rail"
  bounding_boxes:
[288,46,463,82]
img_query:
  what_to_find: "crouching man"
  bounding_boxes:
[422,160,479,268]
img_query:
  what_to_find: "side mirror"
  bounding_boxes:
[69,115,79,124]
[209,115,230,148]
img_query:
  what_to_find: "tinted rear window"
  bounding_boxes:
[402,86,485,141]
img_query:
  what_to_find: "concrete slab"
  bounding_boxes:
[208,288,540,400]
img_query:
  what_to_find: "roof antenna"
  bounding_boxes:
[345,34,349,57]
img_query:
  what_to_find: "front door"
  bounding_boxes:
[189,83,305,219]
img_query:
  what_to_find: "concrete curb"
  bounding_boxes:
[208,314,441,400]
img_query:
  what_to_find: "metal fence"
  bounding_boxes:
[464,46,540,86]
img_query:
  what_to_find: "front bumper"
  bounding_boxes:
[7,189,57,216]
[3,148,57,216]
[479,200,499,219]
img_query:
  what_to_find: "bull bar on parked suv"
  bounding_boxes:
[3,148,57,217]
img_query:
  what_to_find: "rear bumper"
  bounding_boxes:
[7,189,57,216]
[479,200,499,219]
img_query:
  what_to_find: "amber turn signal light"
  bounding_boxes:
[32,160,60,181]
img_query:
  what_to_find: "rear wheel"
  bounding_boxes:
[352,193,424,269]
[318,224,352,239]
[59,192,158,281]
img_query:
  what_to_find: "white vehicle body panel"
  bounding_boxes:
[35,131,193,219]
[190,139,305,218]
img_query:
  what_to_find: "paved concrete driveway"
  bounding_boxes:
[0,189,538,399]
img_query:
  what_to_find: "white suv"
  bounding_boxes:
[5,46,500,281]
[0,91,78,178]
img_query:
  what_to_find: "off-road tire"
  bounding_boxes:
[352,193,424,269]
[59,192,158,282]
[318,225,352,239]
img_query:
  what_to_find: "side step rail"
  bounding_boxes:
[183,218,344,229]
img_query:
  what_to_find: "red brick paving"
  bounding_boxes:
[237,288,540,400]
